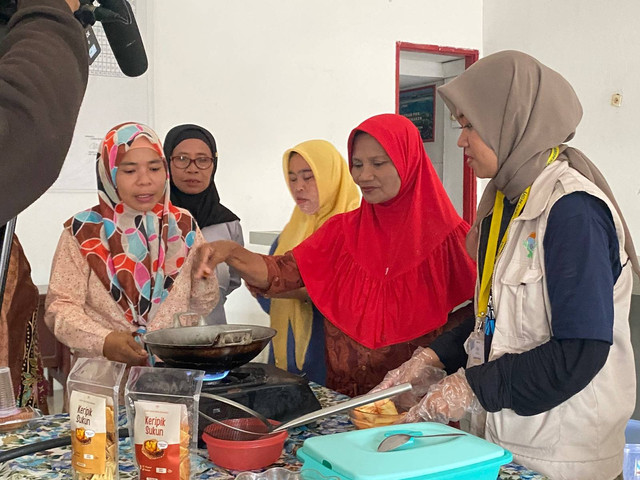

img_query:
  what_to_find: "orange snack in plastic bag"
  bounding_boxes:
[350,399,406,429]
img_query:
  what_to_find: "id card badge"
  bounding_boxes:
[464,318,486,368]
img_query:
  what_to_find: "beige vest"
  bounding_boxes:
[479,161,635,480]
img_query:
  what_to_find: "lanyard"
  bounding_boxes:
[476,147,560,324]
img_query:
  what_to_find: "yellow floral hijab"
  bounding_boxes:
[270,139,360,371]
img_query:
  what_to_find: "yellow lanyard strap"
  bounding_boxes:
[476,146,560,320]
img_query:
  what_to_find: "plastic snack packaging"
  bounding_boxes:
[125,367,204,480]
[67,358,126,480]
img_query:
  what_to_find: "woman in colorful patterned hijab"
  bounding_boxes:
[45,123,219,366]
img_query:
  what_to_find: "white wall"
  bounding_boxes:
[483,0,640,247]
[151,0,482,325]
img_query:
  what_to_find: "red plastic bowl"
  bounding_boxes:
[202,418,288,471]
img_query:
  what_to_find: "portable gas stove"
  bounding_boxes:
[200,362,320,416]
[194,363,321,444]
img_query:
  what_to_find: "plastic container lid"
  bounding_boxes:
[297,423,511,480]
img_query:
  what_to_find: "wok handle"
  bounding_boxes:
[272,382,412,433]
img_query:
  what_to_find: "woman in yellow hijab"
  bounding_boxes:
[257,139,360,384]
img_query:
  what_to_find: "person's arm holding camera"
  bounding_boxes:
[0,0,88,226]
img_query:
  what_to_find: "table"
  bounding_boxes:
[0,385,549,479]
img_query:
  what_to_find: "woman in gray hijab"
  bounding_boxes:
[372,50,635,480]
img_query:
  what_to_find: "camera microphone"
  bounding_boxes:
[76,0,148,77]
[75,3,125,25]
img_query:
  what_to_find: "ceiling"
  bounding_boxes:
[399,50,466,88]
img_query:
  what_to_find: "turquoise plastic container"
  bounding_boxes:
[297,423,511,480]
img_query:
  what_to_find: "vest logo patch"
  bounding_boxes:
[524,232,537,258]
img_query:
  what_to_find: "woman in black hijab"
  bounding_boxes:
[164,124,243,324]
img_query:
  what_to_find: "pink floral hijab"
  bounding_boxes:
[64,123,197,326]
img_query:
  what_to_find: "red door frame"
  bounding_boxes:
[395,42,479,225]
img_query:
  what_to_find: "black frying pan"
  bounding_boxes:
[142,324,276,371]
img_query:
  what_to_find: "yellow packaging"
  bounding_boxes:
[69,391,115,474]
[67,358,125,480]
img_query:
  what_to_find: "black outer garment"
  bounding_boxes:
[0,0,88,226]
[430,192,617,416]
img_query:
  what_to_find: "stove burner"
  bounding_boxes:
[203,371,229,382]
[202,365,267,392]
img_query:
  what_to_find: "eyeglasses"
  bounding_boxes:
[170,155,214,170]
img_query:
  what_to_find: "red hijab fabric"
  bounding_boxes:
[293,114,476,349]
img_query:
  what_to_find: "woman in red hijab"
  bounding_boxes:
[196,114,476,395]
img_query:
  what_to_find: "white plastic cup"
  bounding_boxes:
[0,366,18,417]
[624,420,640,480]
[624,444,640,479]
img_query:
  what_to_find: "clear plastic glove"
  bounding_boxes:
[370,347,447,410]
[403,368,482,424]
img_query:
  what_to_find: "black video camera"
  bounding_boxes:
[0,0,147,77]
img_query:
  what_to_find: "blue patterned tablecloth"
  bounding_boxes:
[0,385,548,480]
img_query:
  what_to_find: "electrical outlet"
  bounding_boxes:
[611,93,623,107]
